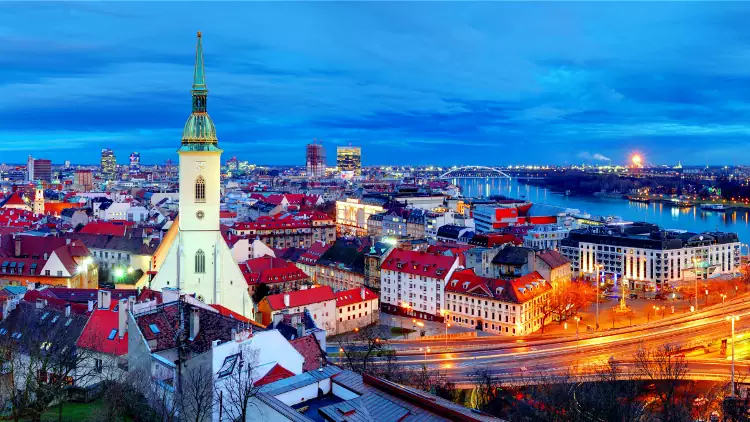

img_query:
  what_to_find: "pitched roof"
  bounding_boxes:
[264,286,335,311]
[536,249,569,269]
[209,304,265,328]
[76,300,128,356]
[445,269,551,304]
[241,256,309,286]
[134,300,259,354]
[255,363,296,387]
[381,249,457,279]
[335,287,378,308]
[1,192,27,207]
[289,334,324,372]
[78,221,131,237]
[491,246,533,266]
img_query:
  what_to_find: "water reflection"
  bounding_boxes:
[454,178,750,240]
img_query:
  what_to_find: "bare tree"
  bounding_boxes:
[180,365,214,422]
[634,343,691,422]
[337,324,387,375]
[215,347,261,422]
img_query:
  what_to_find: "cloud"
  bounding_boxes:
[2,2,750,165]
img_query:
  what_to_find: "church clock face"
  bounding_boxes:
[196,210,205,220]
[195,161,206,172]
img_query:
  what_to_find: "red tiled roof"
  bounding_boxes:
[220,211,237,218]
[255,364,296,387]
[335,287,378,308]
[297,241,331,265]
[241,256,309,286]
[536,250,569,269]
[289,334,324,371]
[23,289,89,314]
[446,269,551,304]
[76,301,128,356]
[79,221,130,237]
[209,304,265,328]
[1,192,27,206]
[265,286,335,311]
[381,248,457,279]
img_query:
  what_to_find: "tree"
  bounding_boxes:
[180,365,214,422]
[215,347,262,422]
[251,283,270,305]
[337,324,387,375]
[0,305,103,422]
[635,343,691,422]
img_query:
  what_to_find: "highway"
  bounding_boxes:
[384,296,750,383]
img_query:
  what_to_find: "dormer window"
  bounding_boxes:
[462,281,470,289]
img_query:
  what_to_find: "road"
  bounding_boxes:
[382,295,750,383]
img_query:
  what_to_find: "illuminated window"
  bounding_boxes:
[195,176,206,203]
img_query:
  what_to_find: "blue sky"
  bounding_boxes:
[2,2,750,166]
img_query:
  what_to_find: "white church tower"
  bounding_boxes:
[33,182,44,216]
[149,32,252,317]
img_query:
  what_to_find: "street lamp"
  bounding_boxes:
[705,289,709,305]
[595,264,603,330]
[721,293,726,304]
[574,316,581,352]
[339,347,344,366]
[726,315,740,397]
[419,347,430,365]
[692,258,701,311]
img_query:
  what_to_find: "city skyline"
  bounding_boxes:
[3,3,750,165]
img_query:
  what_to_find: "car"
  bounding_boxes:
[629,293,638,299]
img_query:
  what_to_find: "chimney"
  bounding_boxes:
[118,298,127,339]
[87,300,94,313]
[283,293,290,308]
[231,328,237,341]
[162,287,179,304]
[189,307,200,340]
[211,339,221,349]
[127,296,136,311]
[296,322,304,339]
[35,298,45,309]
[65,238,71,245]
[14,238,21,258]
[97,290,111,310]
[272,312,284,328]
[360,287,366,300]
[43,253,48,260]
[27,282,36,291]
[64,303,71,317]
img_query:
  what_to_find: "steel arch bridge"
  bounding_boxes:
[438,166,512,179]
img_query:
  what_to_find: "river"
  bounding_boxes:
[455,178,750,242]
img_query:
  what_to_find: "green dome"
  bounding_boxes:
[182,112,217,144]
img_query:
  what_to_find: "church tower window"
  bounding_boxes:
[195,176,206,203]
[195,250,205,274]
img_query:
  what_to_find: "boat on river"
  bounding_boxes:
[700,203,727,212]
[626,196,651,204]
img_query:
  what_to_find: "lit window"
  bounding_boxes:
[195,176,206,203]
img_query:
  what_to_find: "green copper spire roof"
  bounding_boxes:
[182,31,218,146]
[192,31,206,93]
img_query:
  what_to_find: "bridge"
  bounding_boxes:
[439,166,512,179]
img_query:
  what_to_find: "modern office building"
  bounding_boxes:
[559,222,741,291]
[33,159,52,182]
[26,155,34,181]
[129,152,141,175]
[336,145,361,175]
[101,148,116,180]
[306,142,326,178]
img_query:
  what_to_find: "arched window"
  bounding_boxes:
[195,249,205,274]
[195,176,206,203]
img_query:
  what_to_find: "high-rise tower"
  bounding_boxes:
[306,140,326,178]
[149,32,251,316]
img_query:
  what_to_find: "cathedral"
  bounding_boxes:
[149,32,252,317]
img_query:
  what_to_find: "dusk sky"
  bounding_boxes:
[3,2,750,166]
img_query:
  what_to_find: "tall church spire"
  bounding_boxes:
[182,31,217,145]
[192,31,207,93]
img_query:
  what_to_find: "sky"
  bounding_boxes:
[2,2,750,166]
